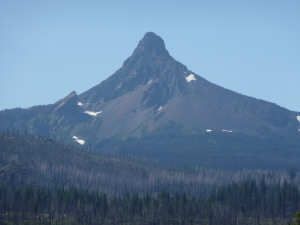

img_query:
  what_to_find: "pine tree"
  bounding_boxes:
[289,209,300,225]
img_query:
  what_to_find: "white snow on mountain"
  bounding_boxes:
[206,129,212,132]
[77,102,83,106]
[185,74,196,83]
[222,129,233,133]
[85,111,102,116]
[297,116,300,122]
[72,136,85,145]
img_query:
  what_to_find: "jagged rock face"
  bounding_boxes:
[79,32,188,107]
[75,32,299,141]
[50,91,90,130]
[0,32,300,145]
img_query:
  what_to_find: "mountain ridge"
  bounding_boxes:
[0,32,300,169]
[73,32,299,141]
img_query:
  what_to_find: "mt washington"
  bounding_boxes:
[1,32,300,169]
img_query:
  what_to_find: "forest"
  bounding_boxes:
[0,131,300,224]
[0,179,299,225]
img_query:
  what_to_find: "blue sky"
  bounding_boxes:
[1,1,300,111]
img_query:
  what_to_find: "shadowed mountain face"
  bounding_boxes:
[0,32,300,169]
[74,32,300,141]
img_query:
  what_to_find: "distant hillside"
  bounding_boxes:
[2,133,298,196]
[96,128,300,170]
[0,133,162,194]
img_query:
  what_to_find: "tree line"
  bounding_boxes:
[1,133,299,197]
[1,178,299,225]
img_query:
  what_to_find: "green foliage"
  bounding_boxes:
[289,209,300,225]
[0,178,299,225]
[1,132,300,224]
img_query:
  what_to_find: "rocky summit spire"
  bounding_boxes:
[132,32,169,57]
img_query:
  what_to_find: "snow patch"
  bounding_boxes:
[77,102,83,106]
[72,136,85,145]
[222,129,233,133]
[85,111,102,116]
[297,116,300,123]
[148,80,153,84]
[158,106,162,111]
[206,129,212,132]
[185,74,196,83]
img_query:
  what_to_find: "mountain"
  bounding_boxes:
[76,32,300,141]
[1,32,300,169]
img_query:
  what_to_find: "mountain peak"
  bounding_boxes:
[133,32,169,56]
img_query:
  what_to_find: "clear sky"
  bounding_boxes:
[1,1,300,112]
